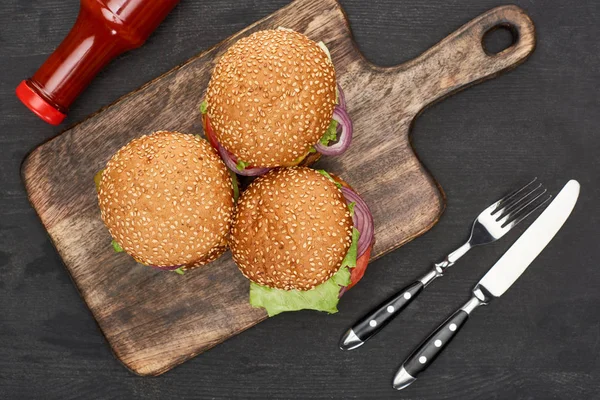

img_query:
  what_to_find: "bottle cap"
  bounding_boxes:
[16,80,66,125]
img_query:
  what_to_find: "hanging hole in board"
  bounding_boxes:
[483,24,519,55]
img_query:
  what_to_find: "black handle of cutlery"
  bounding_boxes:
[339,281,424,350]
[392,308,470,390]
[409,310,468,373]
[393,288,489,390]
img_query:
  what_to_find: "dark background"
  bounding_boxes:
[1,0,599,399]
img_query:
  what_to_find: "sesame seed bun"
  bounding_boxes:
[97,131,235,270]
[230,167,353,290]
[205,29,336,168]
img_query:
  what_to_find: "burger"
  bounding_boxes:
[229,167,374,316]
[200,29,353,176]
[95,131,236,273]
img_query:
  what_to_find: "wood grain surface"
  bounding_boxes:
[3,0,600,398]
[20,0,535,376]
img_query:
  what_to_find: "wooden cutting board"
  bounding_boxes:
[22,0,535,376]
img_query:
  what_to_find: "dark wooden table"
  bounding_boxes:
[1,0,598,399]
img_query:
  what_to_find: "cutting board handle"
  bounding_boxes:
[401,5,536,115]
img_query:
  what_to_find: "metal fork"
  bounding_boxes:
[339,178,551,351]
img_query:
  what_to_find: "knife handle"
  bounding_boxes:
[392,289,488,390]
[396,309,468,389]
[339,281,424,350]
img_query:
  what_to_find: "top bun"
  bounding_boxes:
[97,131,234,270]
[206,29,336,168]
[230,167,353,290]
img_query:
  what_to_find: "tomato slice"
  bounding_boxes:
[329,176,373,291]
[346,243,373,290]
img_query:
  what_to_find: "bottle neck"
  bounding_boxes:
[26,0,179,115]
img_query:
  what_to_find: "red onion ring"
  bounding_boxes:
[204,114,272,176]
[239,166,273,177]
[352,201,373,258]
[337,83,346,110]
[339,285,348,298]
[202,115,221,151]
[216,143,242,171]
[216,143,271,177]
[314,106,352,156]
[341,187,374,258]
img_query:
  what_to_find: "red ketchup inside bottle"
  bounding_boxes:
[16,0,180,125]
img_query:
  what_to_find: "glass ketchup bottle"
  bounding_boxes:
[16,0,180,125]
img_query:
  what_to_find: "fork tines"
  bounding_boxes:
[491,178,552,229]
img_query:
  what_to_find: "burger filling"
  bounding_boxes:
[248,206,360,317]
[200,101,339,170]
[111,239,124,253]
[247,170,374,316]
[229,169,240,202]
[319,119,339,148]
[199,40,349,171]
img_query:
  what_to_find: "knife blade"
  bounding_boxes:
[393,180,580,390]
[478,180,579,296]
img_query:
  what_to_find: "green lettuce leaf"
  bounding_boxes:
[319,119,338,146]
[249,227,360,317]
[236,160,250,171]
[341,227,359,269]
[229,169,239,202]
[347,202,356,217]
[94,170,104,191]
[317,41,332,61]
[111,240,124,253]
[250,266,351,317]
[200,100,208,114]
[317,169,342,188]
[174,267,185,275]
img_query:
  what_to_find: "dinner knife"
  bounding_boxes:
[392,180,580,390]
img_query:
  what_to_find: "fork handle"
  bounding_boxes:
[339,280,425,350]
[339,243,472,351]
